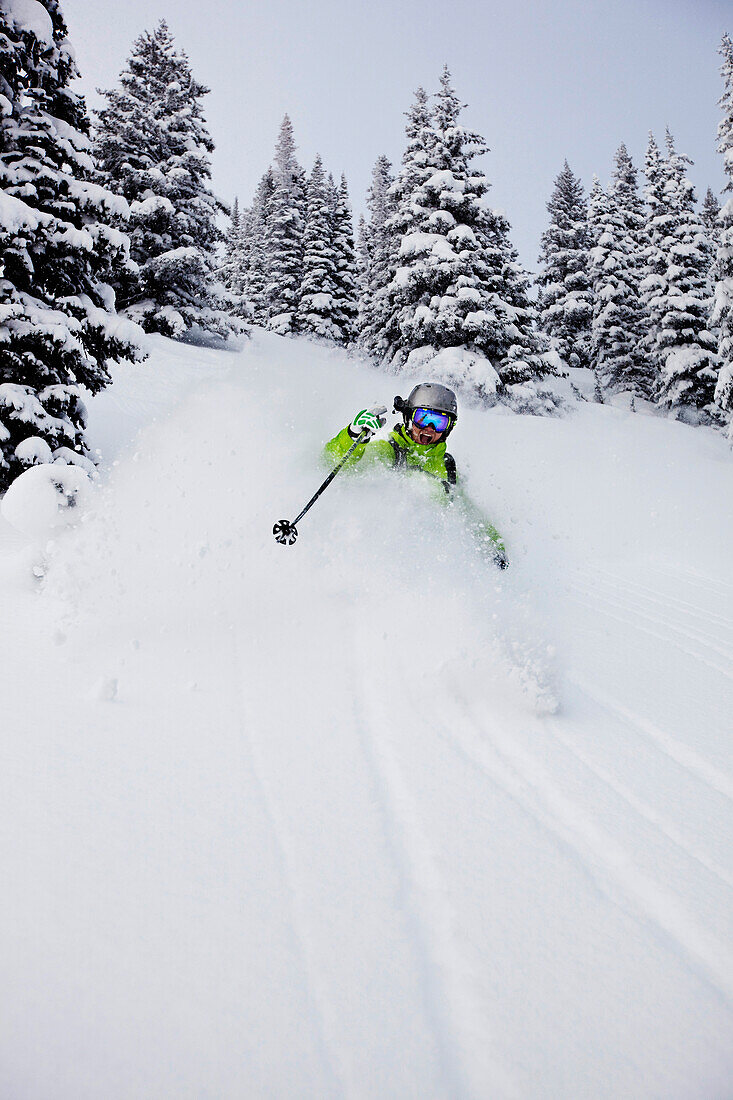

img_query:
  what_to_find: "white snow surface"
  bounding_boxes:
[1,462,93,538]
[1,330,732,1099]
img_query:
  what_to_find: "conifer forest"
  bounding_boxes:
[2,8,733,489]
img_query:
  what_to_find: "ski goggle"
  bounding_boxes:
[412,407,453,433]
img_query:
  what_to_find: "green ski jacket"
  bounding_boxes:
[324,422,508,567]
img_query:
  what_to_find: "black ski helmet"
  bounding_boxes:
[394,382,458,435]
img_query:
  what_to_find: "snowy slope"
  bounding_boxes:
[1,330,732,1099]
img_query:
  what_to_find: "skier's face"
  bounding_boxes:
[409,420,444,446]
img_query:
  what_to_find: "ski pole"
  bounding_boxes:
[273,428,370,545]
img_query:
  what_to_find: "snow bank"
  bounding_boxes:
[402,344,501,403]
[1,462,92,538]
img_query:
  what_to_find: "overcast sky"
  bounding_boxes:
[63,0,730,271]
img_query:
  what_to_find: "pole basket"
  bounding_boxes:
[273,519,298,545]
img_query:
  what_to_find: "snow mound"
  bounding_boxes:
[402,344,501,404]
[1,462,93,538]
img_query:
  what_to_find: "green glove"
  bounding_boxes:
[349,404,387,438]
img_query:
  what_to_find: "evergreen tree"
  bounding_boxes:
[387,69,491,358]
[220,195,241,287]
[94,21,231,338]
[219,197,250,317]
[537,161,593,370]
[588,145,650,397]
[383,68,551,399]
[330,174,359,345]
[645,132,719,416]
[640,132,672,370]
[356,214,370,299]
[702,188,722,236]
[264,115,305,334]
[386,89,432,237]
[245,169,276,324]
[586,175,607,394]
[381,87,434,356]
[713,33,733,433]
[493,217,552,390]
[358,155,397,355]
[296,156,339,340]
[701,188,721,321]
[0,0,143,490]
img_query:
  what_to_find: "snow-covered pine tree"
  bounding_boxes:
[386,89,432,237]
[537,161,593,370]
[296,156,339,340]
[586,175,607,395]
[381,87,433,357]
[220,195,241,286]
[219,197,250,317]
[358,154,396,355]
[94,20,232,338]
[264,116,305,335]
[330,174,359,345]
[645,132,719,417]
[588,145,650,397]
[492,214,553,394]
[356,214,370,297]
[640,133,672,373]
[701,188,721,321]
[244,168,276,324]
[713,33,733,434]
[701,187,724,369]
[0,0,144,490]
[383,67,551,404]
[702,188,722,237]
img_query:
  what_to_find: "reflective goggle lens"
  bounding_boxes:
[412,407,452,433]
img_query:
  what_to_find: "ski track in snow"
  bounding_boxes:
[565,585,733,682]
[353,645,519,1100]
[2,330,733,1099]
[568,679,733,803]
[228,625,345,1098]
[592,565,733,634]
[569,579,733,674]
[542,716,733,891]
[449,699,733,1008]
[656,564,733,595]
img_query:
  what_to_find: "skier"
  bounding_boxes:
[324,382,509,569]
